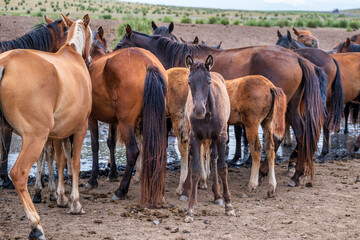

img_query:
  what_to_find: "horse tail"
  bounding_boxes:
[298,57,323,180]
[0,65,5,158]
[328,58,344,132]
[270,87,287,139]
[314,66,328,118]
[141,66,168,208]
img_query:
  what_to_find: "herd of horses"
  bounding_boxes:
[0,13,360,239]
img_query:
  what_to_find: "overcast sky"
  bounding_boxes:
[124,0,360,11]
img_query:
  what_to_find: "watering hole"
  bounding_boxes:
[4,121,360,179]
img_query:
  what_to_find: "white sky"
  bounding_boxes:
[123,0,360,11]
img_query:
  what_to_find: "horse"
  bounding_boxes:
[151,21,178,42]
[115,25,324,187]
[292,27,319,48]
[179,55,234,222]
[0,16,69,189]
[87,27,168,207]
[180,36,222,49]
[0,13,92,239]
[350,33,360,43]
[276,30,344,161]
[167,65,287,201]
[332,38,360,54]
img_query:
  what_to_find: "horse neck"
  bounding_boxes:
[350,44,360,52]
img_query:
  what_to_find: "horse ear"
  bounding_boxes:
[216,41,222,49]
[205,55,214,71]
[345,38,351,47]
[83,14,90,28]
[125,24,132,36]
[277,30,282,38]
[151,21,157,31]
[169,22,174,33]
[180,37,186,43]
[292,27,299,36]
[98,26,104,40]
[287,30,292,40]
[60,12,73,27]
[44,15,54,24]
[193,36,199,44]
[185,55,193,69]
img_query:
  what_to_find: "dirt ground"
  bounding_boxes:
[1,15,360,240]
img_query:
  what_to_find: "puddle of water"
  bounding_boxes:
[6,122,360,177]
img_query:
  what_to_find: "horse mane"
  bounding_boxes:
[349,42,360,52]
[68,20,92,55]
[0,19,63,52]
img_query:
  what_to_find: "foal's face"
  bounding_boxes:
[297,32,318,48]
[188,62,212,119]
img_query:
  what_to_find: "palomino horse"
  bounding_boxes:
[0,16,69,189]
[181,55,234,222]
[292,27,319,48]
[0,13,92,238]
[276,30,343,161]
[167,68,287,199]
[116,25,324,186]
[87,27,168,207]
[151,21,178,41]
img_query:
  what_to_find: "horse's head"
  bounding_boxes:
[90,26,108,57]
[293,27,319,48]
[44,15,69,52]
[180,36,199,44]
[350,34,360,44]
[151,21,177,41]
[332,38,352,53]
[186,55,214,119]
[61,13,92,65]
[276,30,295,49]
[114,25,140,50]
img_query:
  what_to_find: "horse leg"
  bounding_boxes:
[10,135,48,239]
[0,126,14,189]
[318,116,330,162]
[54,140,68,208]
[344,102,351,134]
[133,125,143,183]
[33,148,46,203]
[217,132,235,216]
[283,123,292,146]
[112,124,139,200]
[210,142,222,205]
[86,117,99,188]
[46,141,57,202]
[63,137,72,178]
[262,121,276,198]
[352,134,360,152]
[107,123,118,181]
[199,141,210,190]
[243,125,261,197]
[68,121,87,214]
[180,156,191,201]
[258,137,282,180]
[176,128,189,196]
[230,124,242,163]
[184,136,201,223]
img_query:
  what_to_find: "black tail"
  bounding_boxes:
[328,58,344,132]
[141,66,168,208]
[314,66,328,118]
[298,57,323,179]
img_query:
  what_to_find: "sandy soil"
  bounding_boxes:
[1,15,360,240]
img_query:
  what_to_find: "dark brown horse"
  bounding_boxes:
[180,36,222,49]
[151,21,178,42]
[115,25,323,186]
[0,16,68,189]
[332,38,360,54]
[350,33,360,43]
[88,27,168,208]
[276,30,344,161]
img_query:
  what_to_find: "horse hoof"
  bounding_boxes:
[287,180,297,187]
[184,214,194,223]
[315,158,326,164]
[85,179,98,189]
[32,192,42,204]
[225,209,236,217]
[175,186,183,196]
[106,171,119,182]
[228,159,239,166]
[49,193,58,202]
[214,199,224,206]
[67,201,85,215]
[29,226,45,240]
[57,194,68,208]
[1,179,15,189]
[242,192,250,198]
[198,184,207,190]
[179,195,188,202]
[112,193,126,201]
[267,190,276,198]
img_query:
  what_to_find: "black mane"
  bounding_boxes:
[153,26,179,42]
[0,19,63,52]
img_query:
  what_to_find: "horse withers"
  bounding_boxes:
[0,13,92,239]
[183,55,234,222]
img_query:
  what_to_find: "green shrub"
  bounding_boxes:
[277,19,290,28]
[195,19,204,24]
[208,16,218,24]
[339,19,348,28]
[220,18,229,25]
[117,15,152,37]
[233,20,240,25]
[162,16,172,23]
[181,17,192,24]
[294,19,304,27]
[100,14,112,19]
[350,21,360,30]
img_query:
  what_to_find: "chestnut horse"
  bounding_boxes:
[181,56,234,222]
[87,28,168,208]
[0,13,92,238]
[0,16,68,189]
[292,27,319,48]
[167,68,287,199]
[115,25,323,186]
[276,30,344,161]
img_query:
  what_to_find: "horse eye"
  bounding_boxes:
[208,81,211,85]
[188,81,190,85]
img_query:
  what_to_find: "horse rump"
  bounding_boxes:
[141,66,168,208]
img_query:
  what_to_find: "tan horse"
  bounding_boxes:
[88,28,168,208]
[293,27,319,48]
[167,68,287,199]
[0,13,92,239]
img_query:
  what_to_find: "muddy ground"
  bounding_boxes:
[1,15,360,240]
